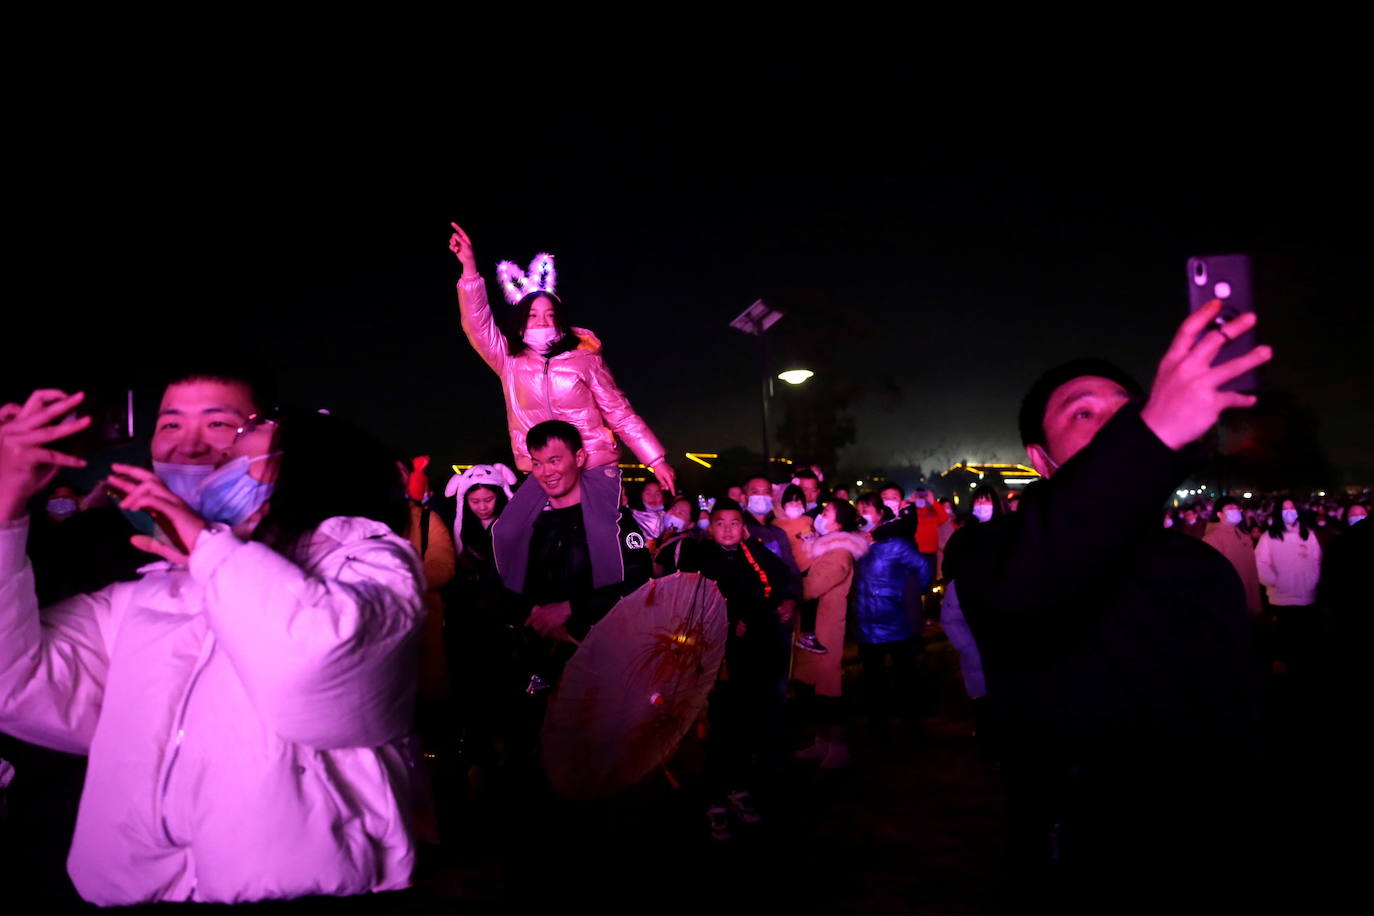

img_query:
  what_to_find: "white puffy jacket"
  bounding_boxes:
[0,515,425,906]
[1253,527,1322,606]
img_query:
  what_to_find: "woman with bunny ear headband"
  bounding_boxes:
[448,223,677,494]
[444,463,516,558]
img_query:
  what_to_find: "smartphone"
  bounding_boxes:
[59,387,136,457]
[1187,254,1259,394]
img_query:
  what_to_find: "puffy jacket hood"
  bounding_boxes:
[806,530,870,561]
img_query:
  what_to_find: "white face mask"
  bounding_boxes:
[46,498,79,518]
[861,514,881,530]
[972,503,994,523]
[153,461,217,507]
[697,518,710,531]
[746,494,773,516]
[663,514,686,532]
[914,498,927,509]
[1223,509,1243,526]
[882,499,900,514]
[1350,514,1367,525]
[1163,516,1174,528]
[523,327,560,352]
[1282,509,1300,526]
[782,503,805,519]
[814,514,832,535]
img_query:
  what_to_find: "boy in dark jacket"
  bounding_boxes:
[661,499,796,840]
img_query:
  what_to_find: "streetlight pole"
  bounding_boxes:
[730,299,785,467]
[760,330,772,465]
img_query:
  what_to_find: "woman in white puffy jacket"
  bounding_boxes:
[0,392,424,906]
[1254,498,1322,677]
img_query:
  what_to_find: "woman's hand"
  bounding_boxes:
[0,390,89,522]
[449,222,478,276]
[1139,299,1272,451]
[108,463,207,564]
[651,461,676,495]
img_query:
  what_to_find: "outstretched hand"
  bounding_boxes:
[449,222,478,275]
[0,390,90,522]
[108,463,206,564]
[1139,299,1272,451]
[651,462,676,495]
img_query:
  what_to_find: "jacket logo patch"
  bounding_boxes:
[625,532,646,550]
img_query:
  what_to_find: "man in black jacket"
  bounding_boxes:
[492,420,651,693]
[944,301,1272,897]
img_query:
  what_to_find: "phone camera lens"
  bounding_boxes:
[1214,281,1232,299]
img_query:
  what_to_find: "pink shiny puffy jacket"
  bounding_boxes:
[458,275,667,473]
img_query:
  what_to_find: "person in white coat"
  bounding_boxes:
[1254,498,1322,682]
[0,391,425,906]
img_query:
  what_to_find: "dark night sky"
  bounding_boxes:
[7,67,1368,484]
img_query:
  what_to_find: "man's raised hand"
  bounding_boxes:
[1140,299,1272,451]
[0,390,89,522]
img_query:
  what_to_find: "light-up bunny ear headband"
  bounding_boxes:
[495,253,558,306]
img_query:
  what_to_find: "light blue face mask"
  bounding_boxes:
[153,461,218,507]
[198,453,279,526]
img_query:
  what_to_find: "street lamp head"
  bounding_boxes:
[777,369,815,385]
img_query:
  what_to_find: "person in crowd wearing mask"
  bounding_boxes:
[944,300,1270,900]
[448,223,675,493]
[793,467,825,517]
[772,484,815,574]
[793,499,868,767]
[657,499,793,840]
[878,483,905,521]
[908,486,948,572]
[1,391,425,906]
[1255,497,1322,684]
[43,484,81,524]
[491,420,651,699]
[652,494,705,576]
[1178,503,1208,539]
[3,363,275,906]
[773,484,822,651]
[941,486,1005,757]
[630,479,668,545]
[855,493,890,535]
[1346,502,1368,526]
[741,474,803,588]
[1204,498,1262,617]
[852,503,931,739]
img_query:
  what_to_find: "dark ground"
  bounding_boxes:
[2,621,1357,913]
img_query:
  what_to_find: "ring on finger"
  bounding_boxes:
[1214,326,1233,343]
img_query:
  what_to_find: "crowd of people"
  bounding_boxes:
[0,224,1367,909]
